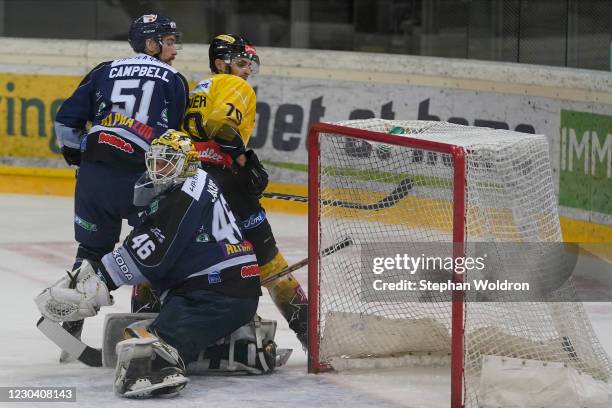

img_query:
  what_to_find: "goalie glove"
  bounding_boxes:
[35,260,114,322]
[237,149,268,197]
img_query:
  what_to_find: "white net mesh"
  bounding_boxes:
[312,119,612,408]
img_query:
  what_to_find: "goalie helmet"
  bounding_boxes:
[128,14,182,53]
[145,130,199,194]
[209,34,260,75]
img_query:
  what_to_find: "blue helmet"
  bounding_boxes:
[128,14,181,53]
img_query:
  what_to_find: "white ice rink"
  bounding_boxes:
[1,193,611,408]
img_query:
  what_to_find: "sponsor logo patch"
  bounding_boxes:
[150,227,166,243]
[99,112,154,141]
[239,210,266,230]
[223,241,254,256]
[208,271,221,284]
[240,264,260,279]
[215,34,235,44]
[194,79,212,93]
[148,200,159,215]
[98,132,134,153]
[195,226,211,242]
[200,147,225,163]
[193,141,232,167]
[113,250,133,281]
[245,44,257,55]
[206,178,219,200]
[161,108,168,124]
[74,215,97,232]
[142,15,158,23]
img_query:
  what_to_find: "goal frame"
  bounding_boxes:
[306,122,467,408]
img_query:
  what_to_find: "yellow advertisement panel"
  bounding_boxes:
[0,74,81,158]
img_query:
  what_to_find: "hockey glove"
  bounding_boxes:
[240,150,269,197]
[35,260,114,322]
[61,146,81,166]
[207,121,246,161]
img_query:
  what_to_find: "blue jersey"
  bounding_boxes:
[101,168,262,297]
[55,54,189,171]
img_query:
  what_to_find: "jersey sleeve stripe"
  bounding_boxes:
[185,254,258,280]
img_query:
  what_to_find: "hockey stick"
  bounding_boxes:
[262,176,413,210]
[60,266,87,364]
[37,316,102,367]
[260,236,353,285]
[59,320,84,363]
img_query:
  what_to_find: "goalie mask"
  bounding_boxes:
[209,34,260,75]
[143,130,199,195]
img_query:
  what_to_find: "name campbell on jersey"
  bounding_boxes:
[55,54,189,171]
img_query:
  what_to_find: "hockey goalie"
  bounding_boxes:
[35,130,290,398]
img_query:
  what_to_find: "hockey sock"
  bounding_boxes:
[260,251,308,346]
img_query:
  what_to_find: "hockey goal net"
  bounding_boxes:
[307,119,612,408]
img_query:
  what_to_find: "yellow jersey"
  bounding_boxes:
[182,74,256,152]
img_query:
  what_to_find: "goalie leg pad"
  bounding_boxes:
[114,324,188,398]
[101,313,292,375]
[187,315,292,375]
[148,289,258,365]
[102,313,159,368]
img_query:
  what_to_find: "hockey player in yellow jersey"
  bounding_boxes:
[133,34,309,348]
[182,34,257,167]
[188,34,308,348]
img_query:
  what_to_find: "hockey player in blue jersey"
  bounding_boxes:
[53,14,189,358]
[36,130,262,397]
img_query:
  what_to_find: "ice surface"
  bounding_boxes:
[0,194,610,408]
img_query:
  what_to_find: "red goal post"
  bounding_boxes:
[307,121,467,407]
